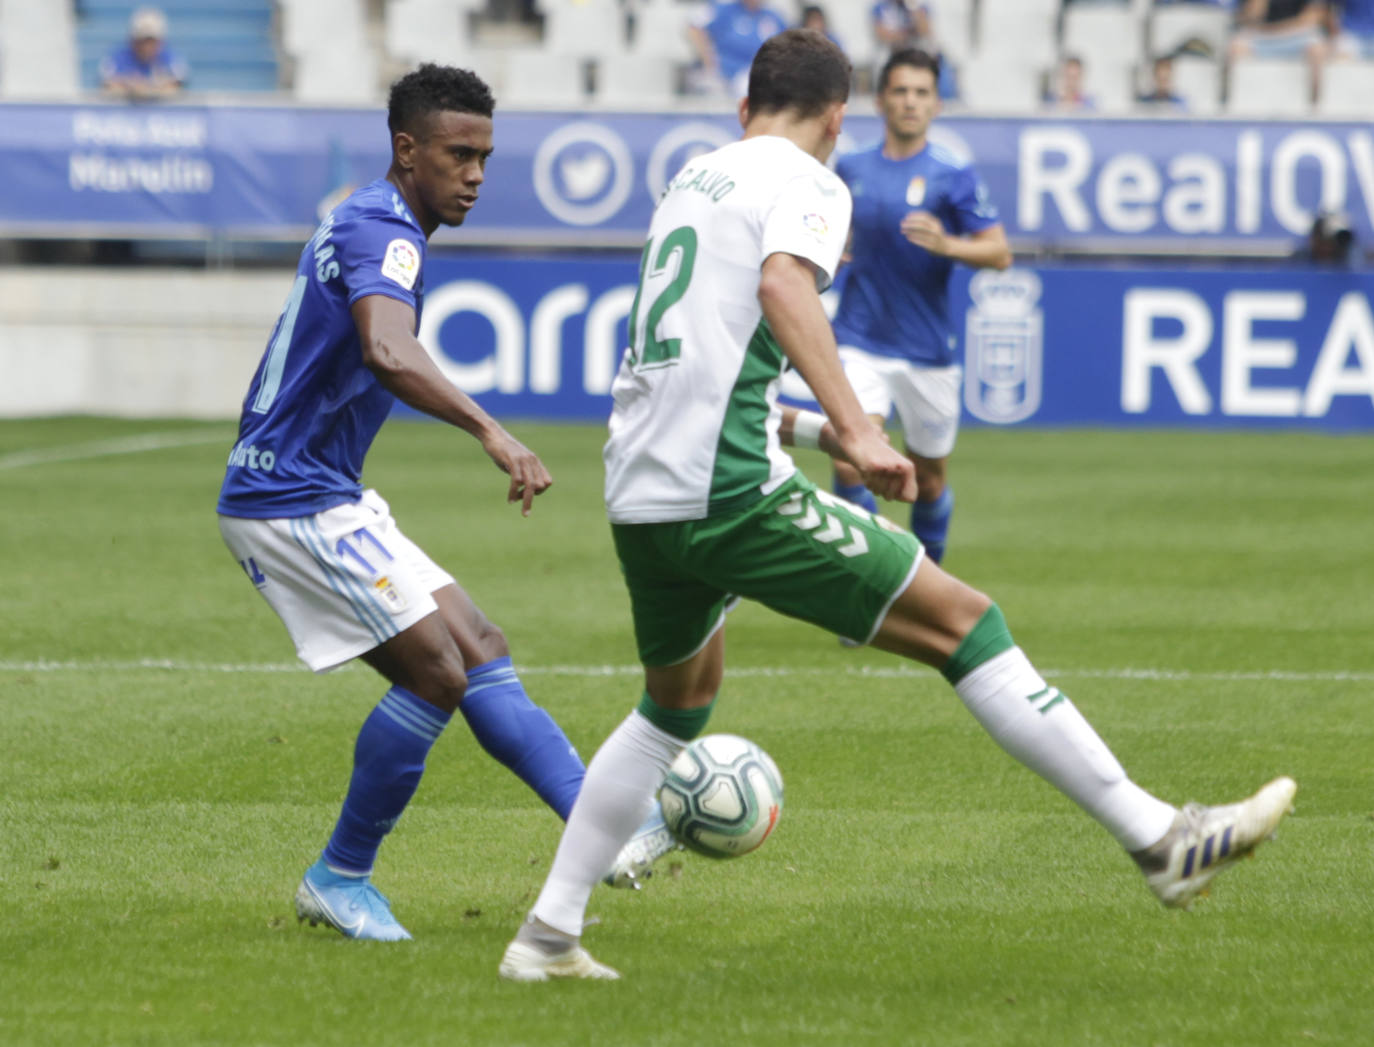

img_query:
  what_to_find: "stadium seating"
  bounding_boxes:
[975,0,1061,72]
[955,53,1042,113]
[0,0,79,98]
[542,0,627,59]
[1225,56,1312,116]
[75,0,278,93]
[595,52,679,107]
[1167,54,1222,113]
[1316,59,1374,117]
[384,0,479,68]
[1148,2,1233,60]
[626,0,695,63]
[496,49,588,107]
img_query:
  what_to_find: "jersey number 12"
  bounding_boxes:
[626,225,697,371]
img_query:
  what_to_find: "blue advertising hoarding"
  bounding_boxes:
[2,101,1373,250]
[411,252,1373,431]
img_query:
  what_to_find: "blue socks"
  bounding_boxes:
[458,656,585,820]
[321,660,586,875]
[911,487,954,564]
[832,476,878,515]
[323,686,449,875]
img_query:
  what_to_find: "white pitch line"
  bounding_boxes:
[1,659,1370,683]
[0,429,227,471]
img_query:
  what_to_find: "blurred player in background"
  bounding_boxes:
[499,29,1295,982]
[687,0,789,98]
[216,64,670,943]
[828,49,1010,565]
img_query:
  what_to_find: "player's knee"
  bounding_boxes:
[471,618,510,663]
[411,652,468,713]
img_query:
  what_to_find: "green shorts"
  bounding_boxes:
[611,473,923,666]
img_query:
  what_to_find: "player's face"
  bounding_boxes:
[410,110,494,228]
[878,66,939,142]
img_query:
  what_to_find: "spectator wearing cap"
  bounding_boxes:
[100,7,189,100]
[686,0,789,98]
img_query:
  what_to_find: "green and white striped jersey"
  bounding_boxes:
[603,135,852,524]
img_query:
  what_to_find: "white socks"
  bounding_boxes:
[954,647,1176,852]
[531,710,686,937]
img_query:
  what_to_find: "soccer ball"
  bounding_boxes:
[659,734,783,858]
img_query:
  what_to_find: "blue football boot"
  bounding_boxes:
[294,858,412,941]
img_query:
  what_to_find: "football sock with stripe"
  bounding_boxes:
[532,704,696,936]
[322,685,449,875]
[910,487,953,564]
[944,606,1176,851]
[833,476,879,515]
[458,656,585,821]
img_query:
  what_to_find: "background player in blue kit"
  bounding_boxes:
[829,49,1011,565]
[217,65,671,942]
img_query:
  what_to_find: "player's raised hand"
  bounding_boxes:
[900,211,948,255]
[481,428,553,516]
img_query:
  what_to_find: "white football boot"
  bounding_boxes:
[499,917,620,982]
[1131,776,1297,909]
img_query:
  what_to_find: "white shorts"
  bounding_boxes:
[218,489,454,672]
[838,346,963,459]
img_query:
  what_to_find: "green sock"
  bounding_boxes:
[636,691,714,740]
[941,604,1016,685]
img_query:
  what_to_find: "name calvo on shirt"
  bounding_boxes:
[227,441,276,471]
[666,165,735,203]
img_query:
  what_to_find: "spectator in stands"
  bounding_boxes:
[1328,0,1374,58]
[1137,54,1189,108]
[99,6,188,100]
[1228,0,1327,100]
[1043,54,1097,110]
[687,0,789,98]
[871,1,957,97]
[800,5,845,53]
[1294,209,1357,265]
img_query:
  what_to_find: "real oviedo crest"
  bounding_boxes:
[963,269,1043,424]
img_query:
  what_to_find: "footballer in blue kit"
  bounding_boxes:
[217,65,675,942]
[829,49,1011,564]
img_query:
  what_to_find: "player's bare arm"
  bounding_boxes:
[758,252,915,502]
[352,293,552,514]
[900,214,1012,270]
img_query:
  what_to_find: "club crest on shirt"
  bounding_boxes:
[802,212,829,240]
[380,238,420,290]
[905,177,926,206]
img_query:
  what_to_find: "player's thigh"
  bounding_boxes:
[689,476,923,646]
[612,522,734,669]
[890,363,962,460]
[869,556,991,666]
[838,345,895,419]
[217,490,452,672]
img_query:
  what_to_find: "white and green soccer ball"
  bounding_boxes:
[659,734,783,859]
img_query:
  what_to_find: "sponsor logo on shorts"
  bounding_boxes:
[777,490,870,557]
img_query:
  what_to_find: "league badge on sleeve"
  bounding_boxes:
[802,212,830,242]
[380,239,421,290]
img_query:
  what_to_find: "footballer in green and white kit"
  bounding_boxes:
[604,134,924,665]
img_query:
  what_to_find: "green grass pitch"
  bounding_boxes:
[1,416,1371,1047]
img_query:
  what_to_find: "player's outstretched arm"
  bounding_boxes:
[353,293,552,514]
[759,252,915,502]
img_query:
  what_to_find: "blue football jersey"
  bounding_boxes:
[831,141,999,366]
[217,178,426,518]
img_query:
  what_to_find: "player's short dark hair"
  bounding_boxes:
[747,28,850,119]
[387,63,494,139]
[878,48,941,94]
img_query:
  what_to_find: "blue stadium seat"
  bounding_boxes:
[76,0,279,92]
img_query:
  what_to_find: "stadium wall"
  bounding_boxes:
[3,258,1370,431]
